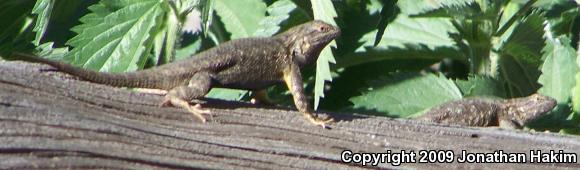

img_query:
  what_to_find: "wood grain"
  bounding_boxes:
[0,61,578,169]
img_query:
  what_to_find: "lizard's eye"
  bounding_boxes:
[318,26,328,32]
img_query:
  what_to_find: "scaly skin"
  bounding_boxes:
[15,20,341,128]
[416,94,557,129]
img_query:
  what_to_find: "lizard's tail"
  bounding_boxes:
[14,53,167,89]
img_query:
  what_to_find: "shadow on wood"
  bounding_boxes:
[0,61,579,169]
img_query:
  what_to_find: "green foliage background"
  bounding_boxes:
[1,0,579,133]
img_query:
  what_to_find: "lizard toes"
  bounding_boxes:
[186,104,211,123]
[304,113,334,128]
[193,104,212,115]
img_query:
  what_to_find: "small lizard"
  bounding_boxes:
[15,20,340,127]
[416,94,557,129]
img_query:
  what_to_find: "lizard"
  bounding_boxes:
[415,94,557,129]
[14,20,340,128]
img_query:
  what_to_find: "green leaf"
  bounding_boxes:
[173,0,199,15]
[31,0,54,46]
[65,0,165,73]
[314,47,335,109]
[373,0,399,46]
[163,5,179,64]
[311,0,338,110]
[214,0,267,39]
[350,73,462,118]
[151,19,166,65]
[338,44,461,68]
[539,36,578,104]
[499,11,545,66]
[573,43,580,120]
[499,54,542,97]
[310,0,338,26]
[411,0,488,20]
[397,0,473,15]
[532,36,578,128]
[206,88,247,101]
[175,37,202,61]
[320,59,438,110]
[539,37,578,103]
[254,0,297,37]
[35,42,68,60]
[0,0,35,56]
[455,75,506,98]
[200,0,214,36]
[548,7,580,36]
[337,15,461,68]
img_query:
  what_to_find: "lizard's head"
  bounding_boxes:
[505,94,557,127]
[276,20,341,66]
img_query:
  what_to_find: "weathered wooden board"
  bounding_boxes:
[0,61,578,169]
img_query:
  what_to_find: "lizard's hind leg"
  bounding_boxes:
[162,72,212,122]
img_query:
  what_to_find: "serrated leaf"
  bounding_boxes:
[397,0,473,15]
[573,44,580,119]
[311,0,338,110]
[310,0,337,26]
[320,59,438,110]
[151,21,166,65]
[214,0,266,39]
[174,0,203,35]
[532,36,578,127]
[31,0,54,46]
[350,73,462,118]
[64,0,165,73]
[373,0,399,46]
[411,0,489,20]
[539,36,578,103]
[549,7,580,36]
[338,44,461,68]
[163,6,179,64]
[182,9,202,34]
[254,0,296,37]
[174,0,200,15]
[455,75,506,98]
[35,42,68,60]
[499,54,542,97]
[200,0,214,36]
[337,14,461,68]
[499,11,545,65]
[360,15,457,51]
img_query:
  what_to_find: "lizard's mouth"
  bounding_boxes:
[313,29,340,46]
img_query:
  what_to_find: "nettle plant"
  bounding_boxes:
[348,0,579,133]
[0,0,578,133]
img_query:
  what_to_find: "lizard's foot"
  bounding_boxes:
[163,96,211,123]
[185,104,211,123]
[303,112,334,128]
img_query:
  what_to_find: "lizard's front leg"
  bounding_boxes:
[162,72,212,122]
[283,65,333,128]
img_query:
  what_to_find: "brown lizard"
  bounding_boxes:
[416,94,557,129]
[15,20,340,128]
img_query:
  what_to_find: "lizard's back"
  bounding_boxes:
[17,37,290,90]
[416,98,501,126]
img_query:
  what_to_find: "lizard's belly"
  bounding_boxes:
[212,70,283,90]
